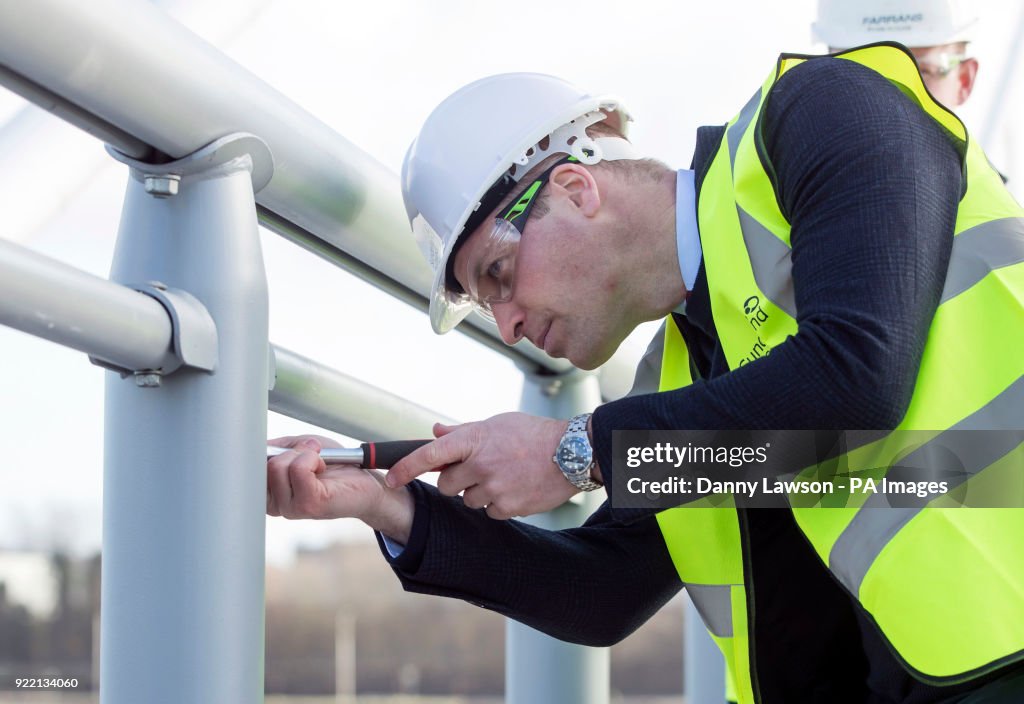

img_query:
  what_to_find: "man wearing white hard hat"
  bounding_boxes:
[813,0,979,108]
[268,42,1024,703]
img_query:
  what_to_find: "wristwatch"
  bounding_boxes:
[553,413,603,492]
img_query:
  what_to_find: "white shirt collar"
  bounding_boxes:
[674,169,701,315]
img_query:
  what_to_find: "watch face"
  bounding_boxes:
[557,436,592,473]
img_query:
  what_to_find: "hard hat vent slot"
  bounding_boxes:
[572,136,601,164]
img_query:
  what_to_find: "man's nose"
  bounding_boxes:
[492,302,525,346]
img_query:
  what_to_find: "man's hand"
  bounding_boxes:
[385,413,579,520]
[266,435,415,544]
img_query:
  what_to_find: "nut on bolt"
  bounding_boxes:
[542,378,564,397]
[134,372,162,388]
[143,174,180,198]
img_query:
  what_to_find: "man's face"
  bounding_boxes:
[909,44,978,108]
[452,163,636,370]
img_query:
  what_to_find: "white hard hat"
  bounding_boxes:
[812,0,978,49]
[402,73,634,334]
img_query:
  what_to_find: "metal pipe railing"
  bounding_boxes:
[508,369,609,704]
[0,3,642,697]
[270,345,455,440]
[0,0,637,396]
[0,236,452,438]
[101,131,268,703]
[0,237,175,373]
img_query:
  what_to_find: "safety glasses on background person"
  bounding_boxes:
[913,50,969,80]
[452,155,577,320]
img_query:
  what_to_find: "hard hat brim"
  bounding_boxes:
[428,260,474,334]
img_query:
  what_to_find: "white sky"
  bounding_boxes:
[1,0,1021,565]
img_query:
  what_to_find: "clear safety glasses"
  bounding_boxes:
[452,156,574,319]
[915,51,968,81]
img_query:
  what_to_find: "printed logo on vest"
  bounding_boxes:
[744,295,769,330]
[739,295,772,366]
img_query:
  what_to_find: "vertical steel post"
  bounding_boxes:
[685,597,726,703]
[507,368,609,704]
[101,134,273,703]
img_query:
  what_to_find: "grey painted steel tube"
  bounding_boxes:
[0,237,175,372]
[0,0,641,396]
[270,345,455,440]
[685,598,726,703]
[507,369,609,704]
[102,137,268,702]
[0,231,450,451]
[0,64,155,160]
[0,0,462,348]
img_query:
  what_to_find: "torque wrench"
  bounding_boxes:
[267,439,432,470]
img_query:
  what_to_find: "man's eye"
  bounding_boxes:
[486,258,505,279]
[918,64,949,80]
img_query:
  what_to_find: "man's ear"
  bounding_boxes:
[957,58,979,105]
[549,163,601,217]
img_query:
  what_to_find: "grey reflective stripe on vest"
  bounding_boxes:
[827,374,1024,597]
[726,86,800,319]
[727,88,763,171]
[686,583,735,638]
[725,83,1024,323]
[735,204,1024,323]
[942,217,1024,303]
[737,206,798,317]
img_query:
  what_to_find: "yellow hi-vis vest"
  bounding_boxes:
[654,44,1024,704]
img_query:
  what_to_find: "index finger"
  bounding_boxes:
[268,436,322,451]
[385,432,470,488]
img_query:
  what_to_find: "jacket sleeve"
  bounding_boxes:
[376,480,682,647]
[591,58,963,520]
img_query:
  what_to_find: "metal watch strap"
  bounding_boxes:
[566,413,589,435]
[560,413,603,492]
